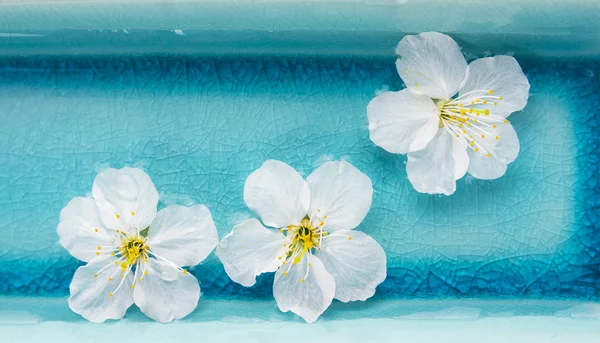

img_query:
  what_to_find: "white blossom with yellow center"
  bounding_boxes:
[57,167,218,323]
[216,160,387,323]
[367,32,530,195]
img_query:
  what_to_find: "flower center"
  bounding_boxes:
[436,89,509,157]
[119,235,148,267]
[289,219,321,253]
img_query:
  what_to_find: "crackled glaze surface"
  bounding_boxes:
[0,55,598,298]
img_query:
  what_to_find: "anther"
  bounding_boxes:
[499,96,503,100]
[323,216,328,219]
[283,272,288,276]
[486,153,491,157]
[495,136,499,140]
[183,270,188,274]
[488,90,493,95]
[474,148,479,152]
[94,273,98,278]
[130,284,135,289]
[319,222,324,226]
[278,256,282,260]
[94,228,99,233]
[481,134,485,138]
[348,236,353,241]
[131,211,135,216]
[301,278,305,283]
[492,124,497,128]
[115,214,120,219]
[109,277,113,281]
[96,252,100,256]
[504,119,508,123]
[109,292,113,298]
[97,246,101,250]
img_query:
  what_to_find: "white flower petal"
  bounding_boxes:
[459,55,530,118]
[273,254,335,323]
[244,160,310,228]
[316,230,386,302]
[396,32,468,100]
[133,259,200,323]
[406,128,469,195]
[68,255,134,323]
[367,89,440,154]
[468,121,520,180]
[306,161,373,232]
[146,205,218,267]
[57,197,117,262]
[92,167,159,234]
[215,218,287,287]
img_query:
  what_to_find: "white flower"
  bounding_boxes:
[216,160,387,323]
[57,167,218,323]
[367,32,530,195]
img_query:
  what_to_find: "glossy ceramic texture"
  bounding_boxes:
[0,54,598,299]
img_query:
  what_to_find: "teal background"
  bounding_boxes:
[0,55,598,298]
[0,0,599,301]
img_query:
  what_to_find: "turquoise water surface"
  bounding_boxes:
[0,54,598,299]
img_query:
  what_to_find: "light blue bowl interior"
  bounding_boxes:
[0,2,599,339]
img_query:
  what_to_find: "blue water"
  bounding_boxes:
[0,54,598,299]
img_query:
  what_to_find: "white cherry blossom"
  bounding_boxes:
[216,160,387,323]
[368,32,530,195]
[58,167,218,323]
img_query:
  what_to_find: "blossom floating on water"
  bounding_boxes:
[367,32,530,195]
[57,167,218,323]
[216,160,386,323]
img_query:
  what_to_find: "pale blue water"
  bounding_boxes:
[0,54,598,299]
